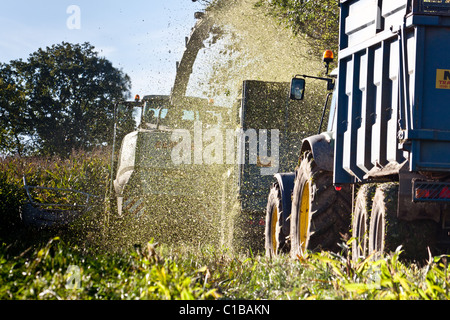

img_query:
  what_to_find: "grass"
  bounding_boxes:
[0,238,220,300]
[1,149,450,300]
[1,237,450,300]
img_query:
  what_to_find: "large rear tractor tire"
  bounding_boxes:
[351,184,376,261]
[290,151,352,258]
[265,182,289,257]
[368,182,439,261]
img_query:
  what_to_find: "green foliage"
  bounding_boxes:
[1,238,449,300]
[0,148,111,245]
[0,42,134,157]
[0,171,25,235]
[170,244,450,300]
[0,148,110,198]
[255,0,340,57]
[0,238,220,300]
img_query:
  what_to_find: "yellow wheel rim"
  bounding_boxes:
[299,181,310,255]
[270,206,278,254]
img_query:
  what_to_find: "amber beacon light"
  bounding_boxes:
[323,50,334,63]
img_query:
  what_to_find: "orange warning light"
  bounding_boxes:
[323,50,334,63]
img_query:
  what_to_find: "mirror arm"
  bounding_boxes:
[293,74,334,91]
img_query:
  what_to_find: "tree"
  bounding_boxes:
[0,42,133,157]
[255,0,340,57]
[0,62,30,156]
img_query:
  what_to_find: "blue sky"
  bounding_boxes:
[0,0,204,97]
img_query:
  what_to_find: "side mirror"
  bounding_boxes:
[326,80,335,91]
[290,77,305,100]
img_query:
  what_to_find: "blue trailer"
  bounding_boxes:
[266,0,450,260]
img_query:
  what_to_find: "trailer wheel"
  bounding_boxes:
[369,183,438,261]
[351,184,376,261]
[265,182,288,257]
[290,151,351,258]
